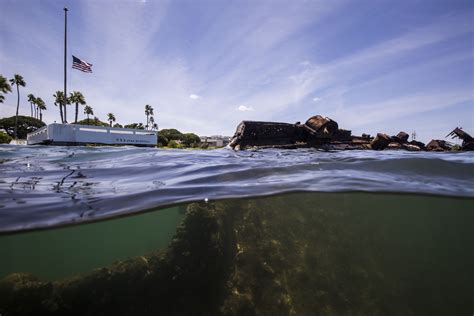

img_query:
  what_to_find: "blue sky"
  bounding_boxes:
[1,0,473,142]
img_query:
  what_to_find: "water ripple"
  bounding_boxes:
[0,145,473,232]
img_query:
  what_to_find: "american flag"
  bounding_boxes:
[72,55,93,73]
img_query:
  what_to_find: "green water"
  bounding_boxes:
[0,205,185,280]
[1,192,473,315]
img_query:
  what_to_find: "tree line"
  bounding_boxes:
[1,73,201,147]
[1,73,159,139]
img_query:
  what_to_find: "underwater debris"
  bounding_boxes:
[0,203,234,316]
[1,193,473,315]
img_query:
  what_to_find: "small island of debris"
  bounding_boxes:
[229,115,473,151]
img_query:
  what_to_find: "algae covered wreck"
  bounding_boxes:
[1,193,473,315]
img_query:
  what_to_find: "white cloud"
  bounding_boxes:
[237,105,255,112]
[189,94,200,100]
[338,90,473,128]
[313,97,321,102]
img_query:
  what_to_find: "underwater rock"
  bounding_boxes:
[370,133,392,150]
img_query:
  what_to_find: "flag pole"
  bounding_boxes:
[63,7,68,123]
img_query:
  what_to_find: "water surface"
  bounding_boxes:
[0,145,472,233]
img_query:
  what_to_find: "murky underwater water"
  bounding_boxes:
[0,145,473,315]
[1,191,473,315]
[0,205,185,280]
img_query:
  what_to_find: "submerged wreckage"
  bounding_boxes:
[229,115,473,151]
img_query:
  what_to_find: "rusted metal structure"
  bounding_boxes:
[229,114,469,152]
[229,115,365,150]
[446,127,474,151]
[425,140,452,152]
[229,115,376,150]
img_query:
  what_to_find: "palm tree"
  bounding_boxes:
[9,74,26,139]
[33,97,38,119]
[34,96,39,119]
[107,113,116,127]
[69,91,86,123]
[27,94,36,117]
[34,99,37,118]
[0,75,12,103]
[145,104,154,129]
[149,116,155,130]
[84,105,93,125]
[53,91,66,123]
[35,97,46,122]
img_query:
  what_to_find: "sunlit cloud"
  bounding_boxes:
[237,105,255,112]
[189,94,200,100]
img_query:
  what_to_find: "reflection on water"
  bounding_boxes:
[1,192,472,315]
